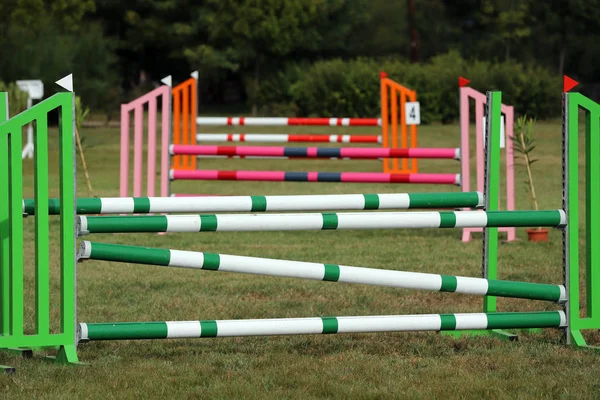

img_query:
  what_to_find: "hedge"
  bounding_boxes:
[256,52,560,122]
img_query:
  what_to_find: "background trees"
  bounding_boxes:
[1,0,598,119]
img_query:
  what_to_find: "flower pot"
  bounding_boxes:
[527,228,549,242]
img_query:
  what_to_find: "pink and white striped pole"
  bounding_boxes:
[120,81,171,198]
[459,82,515,242]
[170,145,460,160]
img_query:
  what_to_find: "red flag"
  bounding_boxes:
[458,76,470,87]
[563,75,579,92]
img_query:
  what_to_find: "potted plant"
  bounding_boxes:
[513,115,548,242]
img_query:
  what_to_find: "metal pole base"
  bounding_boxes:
[43,345,85,366]
[570,330,600,350]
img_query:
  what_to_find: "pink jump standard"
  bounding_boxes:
[459,81,515,242]
[120,84,171,198]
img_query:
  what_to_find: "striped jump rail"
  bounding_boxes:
[196,117,382,127]
[79,311,566,341]
[77,210,566,234]
[23,192,483,215]
[78,241,566,303]
[195,133,382,144]
[169,170,461,185]
[170,145,460,160]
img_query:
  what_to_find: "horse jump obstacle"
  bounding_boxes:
[74,91,589,347]
[1,84,598,373]
[121,73,514,242]
[194,73,415,174]
[120,73,460,196]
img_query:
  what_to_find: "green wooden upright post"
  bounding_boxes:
[481,92,518,340]
[483,91,502,313]
[0,94,8,337]
[0,93,80,369]
[0,93,13,372]
[34,114,50,336]
[565,92,600,349]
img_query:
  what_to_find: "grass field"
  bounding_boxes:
[2,119,600,399]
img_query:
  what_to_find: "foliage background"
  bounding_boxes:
[0,0,597,120]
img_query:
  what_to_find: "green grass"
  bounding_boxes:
[2,121,600,399]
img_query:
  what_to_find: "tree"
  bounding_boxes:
[180,0,371,114]
[0,0,96,34]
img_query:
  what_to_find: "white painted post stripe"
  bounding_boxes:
[219,254,325,280]
[166,215,201,232]
[264,195,366,211]
[214,213,325,231]
[216,318,324,336]
[341,118,350,126]
[78,216,89,234]
[476,192,484,207]
[338,266,443,291]
[196,117,229,125]
[378,194,411,209]
[335,212,441,230]
[454,211,488,227]
[336,315,442,333]
[258,134,290,142]
[558,209,567,226]
[157,197,255,213]
[454,174,461,185]
[168,250,205,268]
[79,323,89,340]
[454,313,489,330]
[558,310,567,327]
[244,118,290,126]
[195,134,226,141]
[167,321,201,338]
[78,241,92,258]
[454,277,489,295]
[101,198,134,213]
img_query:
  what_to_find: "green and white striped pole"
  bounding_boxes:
[78,241,566,303]
[23,191,483,215]
[78,311,566,341]
[77,210,567,234]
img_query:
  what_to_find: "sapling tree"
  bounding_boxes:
[513,115,540,227]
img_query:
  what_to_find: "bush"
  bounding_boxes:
[256,52,560,122]
[0,82,28,117]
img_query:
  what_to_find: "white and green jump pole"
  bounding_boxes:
[23,191,484,215]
